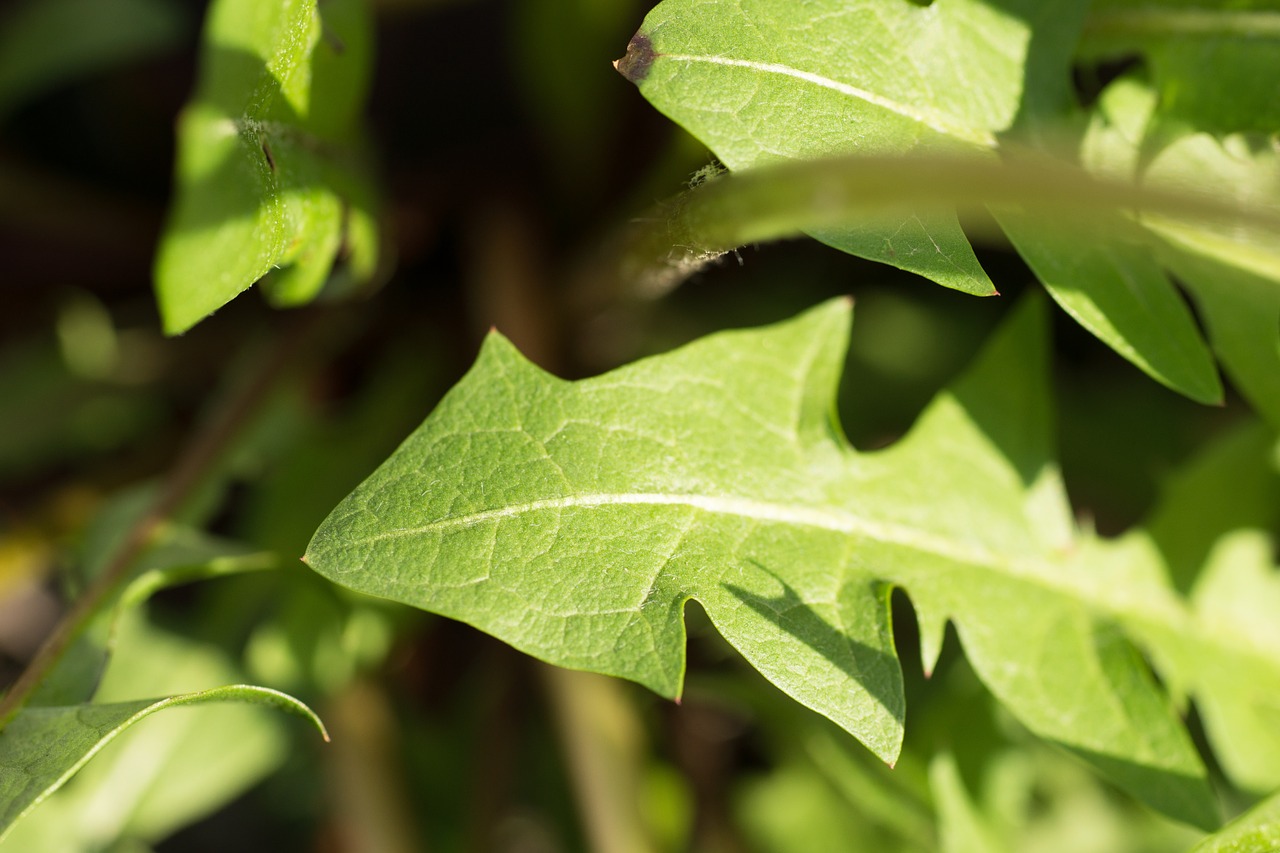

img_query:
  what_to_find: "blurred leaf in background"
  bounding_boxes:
[153,0,380,334]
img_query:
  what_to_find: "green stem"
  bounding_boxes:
[0,309,322,728]
[1083,9,1280,40]
[609,151,1280,298]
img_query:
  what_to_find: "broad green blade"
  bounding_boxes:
[153,0,377,335]
[306,297,1247,826]
[1081,0,1280,134]
[0,611,306,850]
[308,299,906,763]
[0,685,326,843]
[621,1,1280,410]
[617,0,1041,293]
[995,210,1221,404]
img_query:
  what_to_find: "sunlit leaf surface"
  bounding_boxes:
[153,0,377,334]
[309,298,1280,826]
[617,0,1280,409]
[0,684,326,842]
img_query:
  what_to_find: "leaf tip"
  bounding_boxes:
[614,32,656,84]
[159,308,195,338]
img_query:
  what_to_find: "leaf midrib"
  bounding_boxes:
[355,490,1013,569]
[657,52,998,150]
[341,490,1217,646]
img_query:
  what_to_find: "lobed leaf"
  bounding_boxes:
[615,0,1034,293]
[1081,0,1280,134]
[301,297,1280,826]
[617,0,1280,410]
[1087,75,1280,420]
[153,0,377,335]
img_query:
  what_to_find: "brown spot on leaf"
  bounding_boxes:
[613,32,656,84]
[261,140,277,172]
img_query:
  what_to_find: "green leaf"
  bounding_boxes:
[995,210,1221,404]
[617,0,1045,293]
[153,0,377,335]
[985,75,1222,405]
[0,610,309,850]
[1143,128,1280,285]
[29,485,278,708]
[0,684,326,843]
[1138,422,1280,793]
[309,298,906,762]
[1169,252,1280,427]
[880,298,1217,827]
[1189,789,1280,853]
[620,1,1280,408]
[1081,0,1280,134]
[1073,37,1280,414]
[306,297,1240,826]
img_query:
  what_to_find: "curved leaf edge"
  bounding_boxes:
[0,684,327,844]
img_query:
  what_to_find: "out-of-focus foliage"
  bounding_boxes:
[153,0,379,334]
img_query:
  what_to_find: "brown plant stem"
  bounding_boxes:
[0,308,323,728]
[541,664,654,853]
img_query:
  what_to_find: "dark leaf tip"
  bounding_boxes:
[614,32,656,84]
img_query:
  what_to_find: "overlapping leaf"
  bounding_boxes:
[307,297,1280,826]
[0,496,314,842]
[614,0,1037,294]
[0,684,326,843]
[1078,74,1280,420]
[1190,789,1280,852]
[617,0,1280,413]
[153,0,378,335]
[0,612,318,849]
[1080,0,1280,134]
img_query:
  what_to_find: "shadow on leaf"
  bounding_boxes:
[723,563,903,725]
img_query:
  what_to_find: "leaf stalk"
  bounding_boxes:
[608,151,1280,298]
